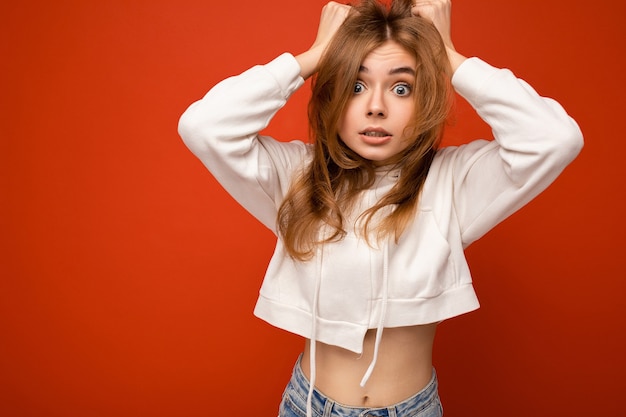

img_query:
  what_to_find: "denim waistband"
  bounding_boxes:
[288,355,439,416]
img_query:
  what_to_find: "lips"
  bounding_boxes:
[359,127,392,145]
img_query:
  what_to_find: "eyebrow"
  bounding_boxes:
[358,65,416,76]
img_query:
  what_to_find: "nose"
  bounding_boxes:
[367,89,386,118]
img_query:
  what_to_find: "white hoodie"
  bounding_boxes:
[178,52,583,386]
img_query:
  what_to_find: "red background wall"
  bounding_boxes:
[1,0,624,416]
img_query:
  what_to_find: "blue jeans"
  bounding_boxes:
[278,356,443,417]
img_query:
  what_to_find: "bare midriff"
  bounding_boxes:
[300,323,438,408]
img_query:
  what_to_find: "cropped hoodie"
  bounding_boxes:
[178,53,583,391]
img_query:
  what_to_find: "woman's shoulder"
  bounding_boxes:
[432,139,496,172]
[257,136,313,172]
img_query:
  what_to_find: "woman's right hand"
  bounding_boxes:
[296,1,351,79]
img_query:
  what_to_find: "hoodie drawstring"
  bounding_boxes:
[360,239,389,387]
[305,238,390,416]
[306,246,323,417]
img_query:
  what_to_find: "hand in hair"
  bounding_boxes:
[295,1,351,80]
[411,0,466,72]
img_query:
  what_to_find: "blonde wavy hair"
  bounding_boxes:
[278,0,453,260]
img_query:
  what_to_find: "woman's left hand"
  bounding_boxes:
[411,1,453,50]
[411,0,466,72]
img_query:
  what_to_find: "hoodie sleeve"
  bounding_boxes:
[177,53,309,233]
[444,58,584,247]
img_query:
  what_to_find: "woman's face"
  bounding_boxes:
[337,40,417,166]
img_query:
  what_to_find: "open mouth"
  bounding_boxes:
[359,129,392,145]
[362,131,390,137]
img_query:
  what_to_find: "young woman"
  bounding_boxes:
[178,0,583,416]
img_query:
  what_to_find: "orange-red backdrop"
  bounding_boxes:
[1,0,624,416]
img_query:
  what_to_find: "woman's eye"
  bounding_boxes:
[353,82,365,94]
[392,83,411,96]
